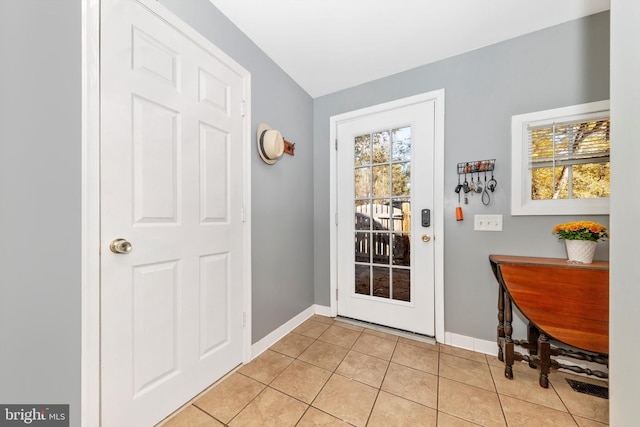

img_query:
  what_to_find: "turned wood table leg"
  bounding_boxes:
[538,333,550,388]
[527,322,540,369]
[504,293,514,379]
[497,286,505,362]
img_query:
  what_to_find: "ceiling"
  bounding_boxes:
[209,0,610,98]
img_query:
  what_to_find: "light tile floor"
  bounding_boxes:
[157,315,609,426]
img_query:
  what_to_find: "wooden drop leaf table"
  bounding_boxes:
[489,254,608,388]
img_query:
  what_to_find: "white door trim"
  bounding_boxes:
[81,1,252,425]
[81,2,101,426]
[329,90,445,343]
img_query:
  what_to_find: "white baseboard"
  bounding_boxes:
[444,332,498,356]
[314,304,332,317]
[250,306,316,359]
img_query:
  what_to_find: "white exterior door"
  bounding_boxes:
[100,1,249,426]
[336,98,438,336]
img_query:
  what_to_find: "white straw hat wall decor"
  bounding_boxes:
[257,123,295,164]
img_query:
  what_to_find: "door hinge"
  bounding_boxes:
[335,139,338,150]
[336,288,339,301]
[242,312,247,327]
[335,212,338,226]
[241,100,247,117]
[242,207,246,222]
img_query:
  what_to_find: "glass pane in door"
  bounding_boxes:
[392,233,410,266]
[355,167,370,199]
[392,162,410,196]
[353,126,412,303]
[372,131,390,163]
[372,165,390,197]
[392,127,411,162]
[392,268,410,301]
[372,266,390,298]
[354,134,371,166]
[354,232,370,263]
[355,264,370,296]
[371,232,390,265]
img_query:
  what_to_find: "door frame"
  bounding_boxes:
[81,1,252,425]
[329,90,445,342]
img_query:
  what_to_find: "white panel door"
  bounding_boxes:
[100,1,248,426]
[337,100,436,335]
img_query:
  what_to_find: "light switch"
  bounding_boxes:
[474,214,503,231]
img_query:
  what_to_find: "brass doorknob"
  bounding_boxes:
[110,238,132,254]
[422,234,431,242]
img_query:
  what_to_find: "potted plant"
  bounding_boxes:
[552,221,608,264]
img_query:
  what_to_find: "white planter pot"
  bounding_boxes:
[565,240,597,264]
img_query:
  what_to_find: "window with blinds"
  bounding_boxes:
[511,100,610,215]
[528,117,610,200]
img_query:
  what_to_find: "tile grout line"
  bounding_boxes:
[435,347,441,424]
[191,405,226,426]
[487,352,509,426]
[303,323,364,425]
[362,332,399,426]
[549,377,575,416]
[278,324,328,427]
[224,371,271,426]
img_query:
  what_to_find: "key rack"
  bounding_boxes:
[457,159,495,175]
[454,159,498,207]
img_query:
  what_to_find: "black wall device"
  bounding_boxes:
[421,209,431,227]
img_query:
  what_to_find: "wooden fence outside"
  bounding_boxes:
[354,202,411,265]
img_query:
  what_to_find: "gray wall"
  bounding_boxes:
[158,0,315,343]
[314,12,610,341]
[610,0,640,424]
[0,0,82,424]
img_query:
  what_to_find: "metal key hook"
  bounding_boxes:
[488,173,497,193]
[482,172,490,205]
[455,174,463,193]
[475,172,483,193]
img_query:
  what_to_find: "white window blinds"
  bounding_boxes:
[528,118,610,169]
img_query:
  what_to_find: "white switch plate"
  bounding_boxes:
[474,214,503,231]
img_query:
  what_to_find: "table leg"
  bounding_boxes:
[497,286,505,362]
[538,333,550,388]
[527,322,540,369]
[504,293,514,379]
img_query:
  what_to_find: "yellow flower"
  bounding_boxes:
[552,221,608,242]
